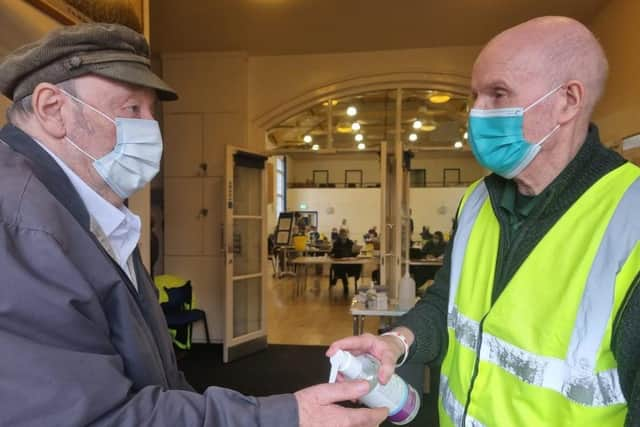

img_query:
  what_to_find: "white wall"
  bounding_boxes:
[410,187,468,237]
[287,188,381,242]
[287,186,469,242]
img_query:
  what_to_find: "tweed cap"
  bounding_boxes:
[0,23,177,101]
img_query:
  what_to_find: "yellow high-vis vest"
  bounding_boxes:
[440,163,640,426]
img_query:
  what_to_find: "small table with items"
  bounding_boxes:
[349,296,416,335]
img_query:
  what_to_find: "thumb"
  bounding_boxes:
[314,380,371,405]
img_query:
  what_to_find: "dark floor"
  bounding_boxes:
[178,343,439,426]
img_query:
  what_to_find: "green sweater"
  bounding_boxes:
[398,124,640,426]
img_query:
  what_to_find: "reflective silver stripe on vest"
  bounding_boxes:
[447,176,640,407]
[448,181,489,318]
[567,178,640,370]
[448,309,626,406]
[440,374,486,427]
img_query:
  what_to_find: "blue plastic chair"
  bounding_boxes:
[161,280,210,349]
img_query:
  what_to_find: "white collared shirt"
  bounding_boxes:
[35,141,141,289]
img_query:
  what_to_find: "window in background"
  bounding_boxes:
[409,169,427,188]
[275,156,286,217]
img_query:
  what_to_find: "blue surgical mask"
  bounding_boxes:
[62,90,163,199]
[468,85,562,179]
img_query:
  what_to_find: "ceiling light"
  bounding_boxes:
[464,131,468,140]
[429,93,451,104]
[322,99,339,107]
[357,142,366,150]
[346,105,358,116]
[336,121,353,133]
[303,135,312,143]
[355,133,364,142]
[412,120,422,130]
[454,141,464,149]
[311,144,320,151]
[422,118,438,132]
[351,122,361,131]
[409,133,418,142]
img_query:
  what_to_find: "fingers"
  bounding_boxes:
[327,333,377,357]
[377,363,395,385]
[345,406,389,427]
[310,380,371,405]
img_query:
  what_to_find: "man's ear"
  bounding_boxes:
[31,82,67,138]
[558,80,584,125]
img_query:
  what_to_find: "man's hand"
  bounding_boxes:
[295,381,387,427]
[327,329,413,384]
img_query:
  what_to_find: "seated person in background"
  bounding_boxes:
[330,229,354,258]
[329,229,361,296]
[421,231,447,259]
[420,225,433,241]
[308,225,320,242]
[364,226,378,242]
[330,227,339,242]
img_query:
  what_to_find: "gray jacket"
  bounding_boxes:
[0,124,298,426]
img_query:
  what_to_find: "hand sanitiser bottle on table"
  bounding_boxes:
[329,350,420,425]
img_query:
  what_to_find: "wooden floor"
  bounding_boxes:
[266,272,379,346]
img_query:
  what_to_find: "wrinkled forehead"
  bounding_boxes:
[471,37,548,91]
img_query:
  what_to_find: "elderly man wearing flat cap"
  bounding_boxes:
[0,23,386,427]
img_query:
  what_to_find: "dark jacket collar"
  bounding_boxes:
[0,123,147,299]
[0,123,90,229]
[485,123,626,217]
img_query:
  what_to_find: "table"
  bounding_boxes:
[407,258,443,266]
[350,297,414,335]
[290,256,379,297]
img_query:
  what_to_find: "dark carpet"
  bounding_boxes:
[178,344,439,426]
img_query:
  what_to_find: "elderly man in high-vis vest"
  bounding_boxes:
[330,16,640,427]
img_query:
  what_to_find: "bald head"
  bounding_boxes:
[476,16,608,118]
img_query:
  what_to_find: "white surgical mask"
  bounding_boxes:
[61,89,163,199]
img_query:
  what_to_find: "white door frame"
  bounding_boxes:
[224,145,268,363]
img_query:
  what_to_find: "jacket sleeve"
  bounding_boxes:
[0,223,298,427]
[395,232,454,366]
[614,272,640,427]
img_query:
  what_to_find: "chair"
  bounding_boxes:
[329,264,363,295]
[292,235,307,252]
[160,280,210,350]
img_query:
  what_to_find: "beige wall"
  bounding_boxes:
[410,187,467,237]
[0,0,61,127]
[590,0,640,145]
[288,152,485,186]
[160,52,249,342]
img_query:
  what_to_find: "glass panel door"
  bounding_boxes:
[224,146,267,362]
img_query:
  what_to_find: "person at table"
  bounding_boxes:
[329,229,361,296]
[420,225,433,241]
[308,225,320,243]
[421,231,446,259]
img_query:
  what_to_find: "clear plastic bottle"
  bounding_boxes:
[329,350,420,425]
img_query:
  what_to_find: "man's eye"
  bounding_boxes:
[126,105,140,114]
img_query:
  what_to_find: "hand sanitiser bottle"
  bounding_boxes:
[329,350,420,425]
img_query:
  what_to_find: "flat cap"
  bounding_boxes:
[0,23,177,101]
